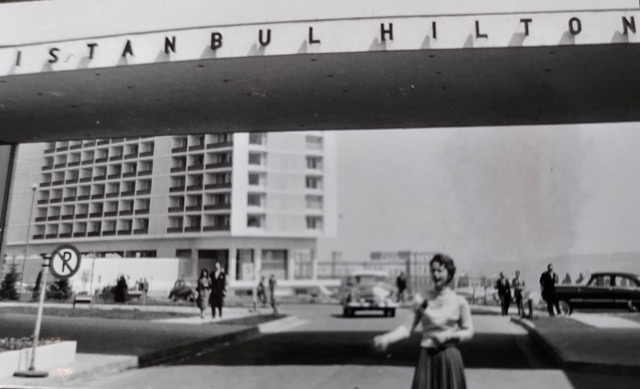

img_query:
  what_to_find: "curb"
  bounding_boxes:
[61,355,139,386]
[137,326,261,367]
[510,316,640,376]
[258,315,305,333]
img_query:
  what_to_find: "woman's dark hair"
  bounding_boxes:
[200,269,209,277]
[430,253,456,283]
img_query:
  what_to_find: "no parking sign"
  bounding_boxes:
[49,244,81,280]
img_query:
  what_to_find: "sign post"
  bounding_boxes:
[14,244,81,378]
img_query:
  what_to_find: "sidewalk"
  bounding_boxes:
[0,304,296,387]
[512,314,640,375]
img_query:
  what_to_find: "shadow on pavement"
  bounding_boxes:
[329,313,390,319]
[564,371,640,389]
[175,330,558,369]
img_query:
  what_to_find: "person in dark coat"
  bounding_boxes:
[210,262,226,318]
[268,274,278,315]
[540,263,560,316]
[396,271,407,302]
[495,272,511,316]
[257,276,267,308]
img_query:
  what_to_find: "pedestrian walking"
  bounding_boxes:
[539,264,560,316]
[210,262,226,318]
[374,253,474,389]
[257,276,267,308]
[396,271,407,302]
[495,272,511,316]
[512,270,525,317]
[268,274,278,315]
[197,269,211,319]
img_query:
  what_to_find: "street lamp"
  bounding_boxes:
[19,183,39,298]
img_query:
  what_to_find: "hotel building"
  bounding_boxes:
[4,132,337,287]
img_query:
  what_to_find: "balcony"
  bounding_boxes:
[207,141,233,149]
[121,190,135,197]
[117,229,132,235]
[104,211,118,217]
[63,196,76,202]
[187,185,203,191]
[77,195,90,201]
[81,160,94,165]
[171,146,187,153]
[119,210,133,216]
[138,170,152,176]
[106,192,119,198]
[169,186,185,193]
[87,231,101,237]
[189,144,205,152]
[89,212,103,218]
[185,226,201,232]
[108,173,122,180]
[204,182,231,190]
[67,161,81,168]
[205,162,232,169]
[65,179,78,185]
[93,175,106,181]
[75,213,88,219]
[73,232,87,238]
[204,204,231,210]
[135,209,150,215]
[91,193,104,199]
[167,227,183,233]
[97,140,110,146]
[40,182,51,188]
[203,225,230,231]
[70,144,82,150]
[59,233,72,238]
[44,148,55,154]
[37,199,49,205]
[54,163,67,169]
[102,230,116,236]
[187,164,204,171]
[136,189,151,196]
[83,141,96,148]
[51,180,64,186]
[56,146,68,152]
[122,171,136,178]
[49,198,62,204]
[134,228,148,235]
[124,153,138,160]
[35,216,47,222]
[33,234,45,240]
[111,138,124,144]
[42,165,53,171]
[170,166,186,173]
[47,215,60,221]
[95,157,108,164]
[168,206,184,213]
[185,205,202,212]
[80,177,92,183]
[61,214,74,220]
[139,150,154,158]
[109,155,123,162]
[45,233,58,239]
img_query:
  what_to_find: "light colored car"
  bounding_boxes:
[340,270,398,317]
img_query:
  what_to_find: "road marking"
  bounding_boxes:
[569,313,640,329]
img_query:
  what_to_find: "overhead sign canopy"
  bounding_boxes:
[0,0,639,143]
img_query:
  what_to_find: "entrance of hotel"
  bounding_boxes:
[197,249,229,275]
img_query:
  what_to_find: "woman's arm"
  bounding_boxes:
[374,297,424,351]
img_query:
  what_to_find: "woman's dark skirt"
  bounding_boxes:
[411,346,467,389]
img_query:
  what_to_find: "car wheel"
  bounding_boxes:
[343,307,349,317]
[558,300,572,315]
[627,300,639,312]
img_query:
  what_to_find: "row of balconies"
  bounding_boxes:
[44,138,152,154]
[35,208,150,223]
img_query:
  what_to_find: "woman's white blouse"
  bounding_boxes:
[403,288,474,349]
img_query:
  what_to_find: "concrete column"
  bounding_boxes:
[228,246,237,281]
[254,249,262,278]
[286,249,294,281]
[311,249,318,280]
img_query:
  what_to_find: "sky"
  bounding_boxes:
[318,122,640,275]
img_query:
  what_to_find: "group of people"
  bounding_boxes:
[195,262,227,319]
[494,270,526,316]
[495,263,564,317]
[256,274,278,314]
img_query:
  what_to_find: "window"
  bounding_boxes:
[247,215,263,228]
[176,249,192,258]
[306,156,322,169]
[588,275,612,287]
[306,176,322,189]
[249,173,261,185]
[306,195,323,209]
[305,135,323,150]
[248,153,263,165]
[249,133,265,145]
[248,193,263,207]
[306,216,322,230]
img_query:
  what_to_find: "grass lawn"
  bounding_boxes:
[0,306,195,321]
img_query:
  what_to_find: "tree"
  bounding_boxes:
[46,278,72,301]
[31,270,43,301]
[0,263,20,300]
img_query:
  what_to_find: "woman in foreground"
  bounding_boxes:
[374,254,474,389]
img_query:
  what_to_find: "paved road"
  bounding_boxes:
[84,304,638,389]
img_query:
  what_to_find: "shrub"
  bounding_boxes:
[114,276,128,303]
[100,285,116,302]
[0,263,20,301]
[46,278,72,301]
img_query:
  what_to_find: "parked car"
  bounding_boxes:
[168,279,198,302]
[555,272,640,314]
[340,270,398,317]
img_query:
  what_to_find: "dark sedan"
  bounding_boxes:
[168,279,198,302]
[555,272,640,314]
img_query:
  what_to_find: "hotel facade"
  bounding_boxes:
[4,132,336,288]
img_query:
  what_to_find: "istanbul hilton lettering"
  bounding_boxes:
[7,16,639,67]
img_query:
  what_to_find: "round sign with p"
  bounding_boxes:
[49,244,82,280]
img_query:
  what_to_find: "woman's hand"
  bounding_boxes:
[373,335,389,352]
